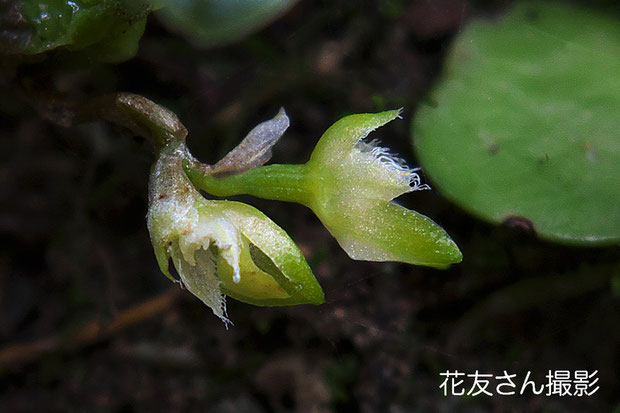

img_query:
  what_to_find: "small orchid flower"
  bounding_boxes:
[102,94,458,323]
[185,109,462,269]
[147,141,324,324]
[303,110,461,267]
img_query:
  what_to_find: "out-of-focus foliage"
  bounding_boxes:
[4,0,154,62]
[413,1,620,245]
[3,0,297,62]
[155,0,298,48]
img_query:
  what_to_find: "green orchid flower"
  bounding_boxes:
[186,109,462,269]
[147,140,324,324]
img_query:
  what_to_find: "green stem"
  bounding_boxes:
[184,163,312,206]
[26,90,187,153]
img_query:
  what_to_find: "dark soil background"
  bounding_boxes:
[1,1,618,412]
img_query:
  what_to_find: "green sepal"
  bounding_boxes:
[216,200,324,306]
[153,243,174,280]
[323,201,462,269]
[309,109,402,164]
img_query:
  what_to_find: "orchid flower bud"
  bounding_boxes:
[147,141,323,324]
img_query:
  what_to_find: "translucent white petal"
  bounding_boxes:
[171,241,231,326]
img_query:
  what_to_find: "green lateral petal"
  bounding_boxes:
[318,201,462,269]
[217,235,292,306]
[216,200,324,306]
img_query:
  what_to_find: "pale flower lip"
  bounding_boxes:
[146,141,235,323]
[147,141,323,324]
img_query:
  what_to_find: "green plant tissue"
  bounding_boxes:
[413,1,620,245]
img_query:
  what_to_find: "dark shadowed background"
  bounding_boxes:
[1,1,618,412]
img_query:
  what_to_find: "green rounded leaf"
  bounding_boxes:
[13,1,152,62]
[414,1,620,245]
[156,0,298,48]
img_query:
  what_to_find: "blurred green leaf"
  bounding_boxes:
[611,270,620,298]
[13,0,153,62]
[413,1,620,245]
[156,0,298,48]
